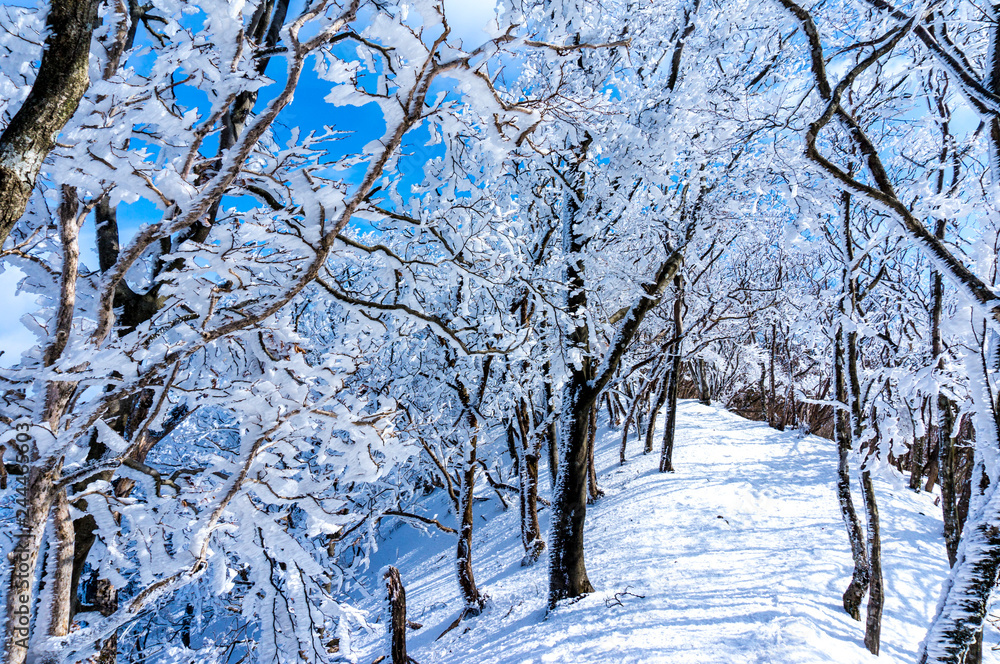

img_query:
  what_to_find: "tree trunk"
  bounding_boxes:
[757,356,768,422]
[909,407,926,492]
[384,567,408,664]
[644,378,668,454]
[917,478,1000,664]
[659,353,682,473]
[835,329,870,621]
[619,394,636,465]
[587,404,603,501]
[549,375,597,608]
[549,149,597,608]
[939,394,961,567]
[544,372,559,486]
[0,0,100,248]
[93,579,119,664]
[456,442,481,613]
[769,325,779,429]
[48,491,74,639]
[841,190,885,646]
[660,276,684,473]
[519,449,545,565]
[3,463,59,664]
[835,190,872,623]
[455,379,484,614]
[783,335,796,430]
[861,469,883,655]
[515,400,545,566]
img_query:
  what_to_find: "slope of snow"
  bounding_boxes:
[349,401,996,663]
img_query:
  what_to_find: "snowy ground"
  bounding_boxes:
[349,401,998,663]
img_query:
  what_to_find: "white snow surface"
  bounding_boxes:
[352,401,998,663]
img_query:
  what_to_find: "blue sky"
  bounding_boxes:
[0,0,498,366]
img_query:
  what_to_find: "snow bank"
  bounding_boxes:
[351,401,992,663]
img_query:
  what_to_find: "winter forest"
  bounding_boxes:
[8,0,1000,661]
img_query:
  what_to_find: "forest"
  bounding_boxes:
[1,0,1000,662]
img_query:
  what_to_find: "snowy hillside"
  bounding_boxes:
[350,402,993,663]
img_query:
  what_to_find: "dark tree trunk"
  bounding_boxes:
[93,579,119,664]
[835,191,872,624]
[757,330,768,422]
[455,378,485,614]
[456,443,481,613]
[519,449,545,565]
[840,192,885,649]
[0,0,100,248]
[619,392,636,465]
[644,378,668,454]
[549,374,597,608]
[544,372,559,486]
[384,567,408,664]
[909,404,926,492]
[549,143,598,608]
[769,325,779,429]
[835,328,870,621]
[861,469,884,655]
[515,400,545,566]
[694,360,711,406]
[587,404,603,501]
[782,335,796,429]
[659,355,682,473]
[660,276,684,473]
[939,394,961,567]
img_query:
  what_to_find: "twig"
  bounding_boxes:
[382,510,456,534]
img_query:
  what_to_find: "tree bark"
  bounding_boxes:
[917,479,1000,664]
[48,491,74,639]
[0,0,100,248]
[783,335,796,429]
[835,190,872,623]
[92,578,119,664]
[660,276,684,473]
[549,373,597,608]
[587,404,603,501]
[835,328,870,621]
[861,469,884,655]
[697,359,711,406]
[544,371,559,486]
[3,463,59,664]
[644,378,668,454]
[455,378,484,614]
[384,567,408,664]
[842,190,885,647]
[514,399,545,566]
[909,403,926,492]
[769,325,779,429]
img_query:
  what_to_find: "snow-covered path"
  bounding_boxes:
[354,401,977,663]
